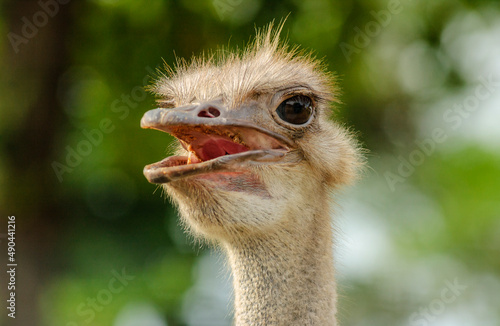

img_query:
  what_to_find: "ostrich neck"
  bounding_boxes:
[224,203,337,326]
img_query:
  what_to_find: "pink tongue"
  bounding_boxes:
[198,139,249,161]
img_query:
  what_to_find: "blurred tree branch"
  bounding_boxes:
[2,0,75,324]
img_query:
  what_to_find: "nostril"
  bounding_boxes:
[208,107,221,117]
[198,107,221,118]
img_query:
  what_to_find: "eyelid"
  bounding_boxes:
[270,86,312,104]
[280,90,316,106]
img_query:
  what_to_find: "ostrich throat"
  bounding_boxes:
[225,190,337,325]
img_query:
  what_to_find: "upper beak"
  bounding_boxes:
[140,102,293,148]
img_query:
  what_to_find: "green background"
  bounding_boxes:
[1,0,499,325]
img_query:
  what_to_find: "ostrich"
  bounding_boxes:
[141,23,361,326]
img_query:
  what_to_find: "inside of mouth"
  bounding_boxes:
[150,126,287,169]
[152,132,251,168]
[189,136,250,162]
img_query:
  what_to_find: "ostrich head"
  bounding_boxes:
[142,23,362,325]
[142,24,360,242]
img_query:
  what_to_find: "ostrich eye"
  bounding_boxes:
[276,95,313,125]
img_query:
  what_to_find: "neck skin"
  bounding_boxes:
[223,199,337,326]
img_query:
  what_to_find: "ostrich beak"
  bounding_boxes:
[140,103,293,184]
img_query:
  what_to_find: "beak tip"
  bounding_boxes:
[140,108,164,129]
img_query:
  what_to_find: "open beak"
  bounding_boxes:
[140,103,292,184]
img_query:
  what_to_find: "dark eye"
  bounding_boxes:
[276,95,313,125]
